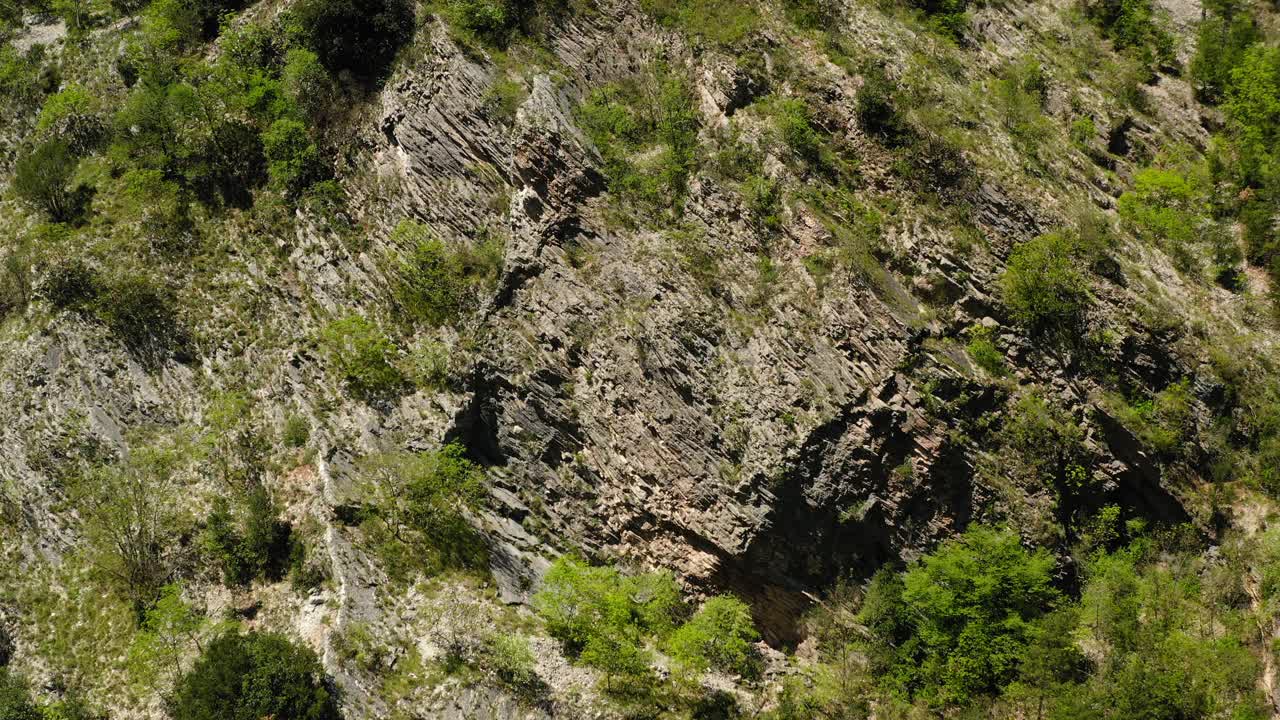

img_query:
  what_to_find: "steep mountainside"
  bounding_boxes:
[2,0,1280,717]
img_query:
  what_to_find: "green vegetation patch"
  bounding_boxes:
[999,231,1093,330]
[577,65,701,218]
[639,0,762,46]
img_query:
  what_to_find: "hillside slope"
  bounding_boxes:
[2,0,1280,717]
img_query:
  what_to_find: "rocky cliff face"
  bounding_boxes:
[1,0,1275,717]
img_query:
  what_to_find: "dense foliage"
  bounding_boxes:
[999,232,1092,329]
[284,0,414,79]
[172,631,338,720]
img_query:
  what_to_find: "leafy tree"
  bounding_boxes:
[580,628,654,690]
[262,118,321,199]
[402,444,485,547]
[1191,9,1259,104]
[285,0,415,80]
[318,315,403,399]
[533,556,681,685]
[281,49,335,125]
[13,140,84,222]
[362,444,487,572]
[79,445,181,621]
[999,232,1091,329]
[1224,46,1280,189]
[866,527,1060,706]
[203,485,293,586]
[0,669,39,720]
[128,583,207,689]
[667,596,760,678]
[171,631,338,720]
[1006,608,1087,720]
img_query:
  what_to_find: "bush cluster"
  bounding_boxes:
[639,0,763,46]
[577,65,701,215]
[999,231,1092,330]
[360,444,488,576]
[860,527,1060,705]
[284,0,414,79]
[172,631,339,720]
[391,220,504,329]
[1084,0,1176,71]
[204,485,294,587]
[533,557,762,690]
[319,315,404,399]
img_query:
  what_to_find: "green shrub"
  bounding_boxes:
[393,224,466,326]
[994,58,1050,147]
[128,583,205,690]
[999,231,1091,329]
[0,669,39,720]
[172,631,339,720]
[283,415,310,448]
[484,633,542,696]
[481,77,526,124]
[35,85,102,150]
[863,527,1060,706]
[405,339,451,390]
[361,444,487,573]
[667,596,760,678]
[533,556,681,671]
[319,315,403,399]
[0,44,50,111]
[639,0,762,46]
[1085,0,1176,69]
[285,0,415,80]
[577,68,700,214]
[1109,380,1194,455]
[401,444,486,553]
[965,325,1006,376]
[857,62,908,144]
[783,0,837,29]
[905,0,969,41]
[898,132,973,198]
[774,98,822,163]
[449,0,515,44]
[391,220,503,327]
[43,258,99,311]
[742,174,783,231]
[139,0,204,53]
[262,119,322,199]
[1070,116,1098,146]
[94,273,184,359]
[203,486,294,586]
[13,139,85,222]
[1240,198,1277,267]
[1000,392,1087,490]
